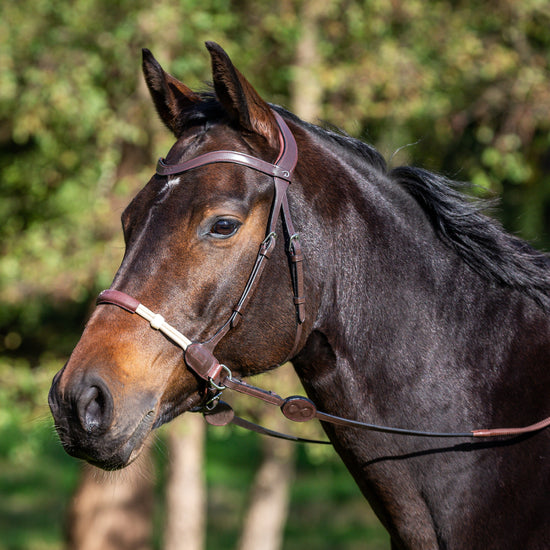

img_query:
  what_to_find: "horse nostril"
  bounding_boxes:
[77,383,113,434]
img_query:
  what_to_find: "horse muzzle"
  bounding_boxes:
[48,366,157,470]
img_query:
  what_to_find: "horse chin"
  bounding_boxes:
[62,409,156,471]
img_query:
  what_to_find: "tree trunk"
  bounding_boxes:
[164,412,207,550]
[290,0,323,122]
[236,368,304,550]
[66,446,154,550]
[237,415,295,550]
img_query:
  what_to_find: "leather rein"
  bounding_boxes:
[97,110,550,444]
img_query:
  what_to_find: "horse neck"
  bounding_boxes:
[291,130,549,431]
[288,123,550,550]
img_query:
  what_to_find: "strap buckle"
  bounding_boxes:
[288,232,299,253]
[208,364,232,391]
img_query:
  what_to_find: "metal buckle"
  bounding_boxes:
[262,231,277,247]
[204,391,223,411]
[288,233,299,253]
[208,364,232,391]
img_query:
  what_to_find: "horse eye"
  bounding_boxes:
[209,219,241,238]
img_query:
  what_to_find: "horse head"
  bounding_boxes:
[48,43,310,470]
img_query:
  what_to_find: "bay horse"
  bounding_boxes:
[49,42,549,549]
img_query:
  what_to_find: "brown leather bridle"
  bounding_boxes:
[96,110,550,443]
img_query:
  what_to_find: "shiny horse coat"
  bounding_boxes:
[50,43,549,549]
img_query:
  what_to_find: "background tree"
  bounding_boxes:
[164,415,207,550]
[67,456,154,550]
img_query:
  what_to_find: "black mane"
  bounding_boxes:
[390,166,550,308]
[274,105,388,173]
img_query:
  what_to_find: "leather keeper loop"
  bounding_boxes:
[185,342,221,382]
[230,310,243,329]
[259,235,277,258]
[207,363,225,383]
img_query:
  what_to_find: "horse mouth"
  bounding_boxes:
[70,409,157,471]
[152,392,205,430]
[116,410,157,468]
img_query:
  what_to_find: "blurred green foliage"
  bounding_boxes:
[0,359,79,550]
[1,0,549,548]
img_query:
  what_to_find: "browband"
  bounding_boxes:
[155,110,297,182]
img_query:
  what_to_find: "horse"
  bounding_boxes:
[49,42,549,549]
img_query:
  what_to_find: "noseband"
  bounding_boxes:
[96,111,550,443]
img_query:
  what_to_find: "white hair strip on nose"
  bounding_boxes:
[135,304,192,350]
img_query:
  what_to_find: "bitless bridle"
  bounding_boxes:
[97,111,550,443]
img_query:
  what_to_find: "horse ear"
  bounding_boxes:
[205,42,279,150]
[142,48,200,136]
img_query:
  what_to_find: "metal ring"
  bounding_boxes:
[220,364,232,380]
[208,364,232,391]
[205,392,222,410]
[208,378,226,391]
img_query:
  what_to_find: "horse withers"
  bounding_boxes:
[49,43,549,549]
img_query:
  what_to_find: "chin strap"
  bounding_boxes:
[97,289,550,443]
